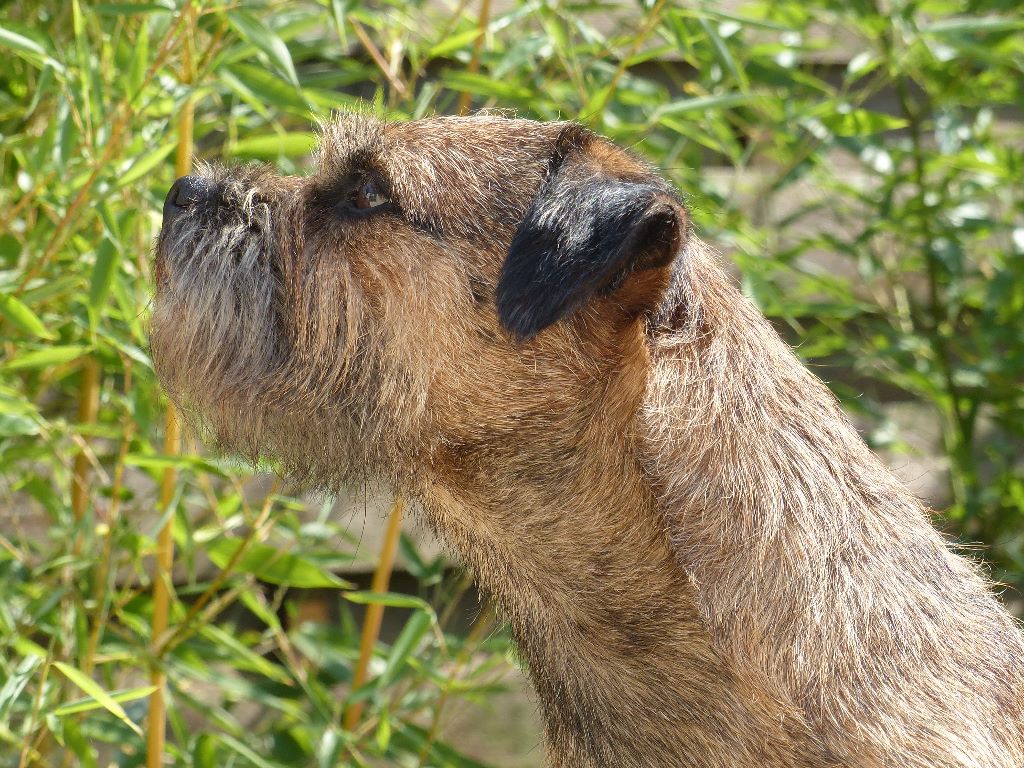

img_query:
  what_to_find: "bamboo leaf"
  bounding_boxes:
[651,92,759,120]
[52,663,142,736]
[227,10,299,87]
[440,71,534,101]
[0,295,54,339]
[815,109,908,136]
[3,345,88,371]
[0,25,65,72]
[89,237,122,312]
[205,537,354,589]
[225,63,311,116]
[922,16,1023,35]
[116,141,176,188]
[124,453,229,477]
[378,611,433,688]
[344,591,433,612]
[228,132,317,159]
[52,685,158,716]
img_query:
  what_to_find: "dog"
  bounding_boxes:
[151,112,1024,767]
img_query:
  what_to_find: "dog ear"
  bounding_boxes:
[496,126,687,342]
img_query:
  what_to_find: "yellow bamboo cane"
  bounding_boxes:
[343,496,406,732]
[457,0,492,115]
[146,3,195,765]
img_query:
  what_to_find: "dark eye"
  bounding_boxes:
[353,177,388,210]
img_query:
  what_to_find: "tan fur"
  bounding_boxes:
[151,112,1024,767]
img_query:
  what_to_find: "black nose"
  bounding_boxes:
[163,175,212,224]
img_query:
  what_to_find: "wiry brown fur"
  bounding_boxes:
[151,112,1024,767]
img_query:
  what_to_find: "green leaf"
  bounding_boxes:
[94,2,174,14]
[192,734,219,768]
[89,238,122,312]
[0,25,65,73]
[344,591,433,611]
[922,17,1023,35]
[0,233,20,263]
[124,453,229,478]
[0,656,40,721]
[227,10,299,87]
[0,295,54,339]
[228,132,317,159]
[59,718,97,768]
[197,624,294,684]
[127,19,149,101]
[52,663,143,736]
[52,685,158,716]
[317,728,343,768]
[376,712,392,751]
[117,141,175,189]
[392,722,492,767]
[218,733,281,768]
[440,71,534,101]
[205,537,353,589]
[814,108,908,136]
[329,0,349,47]
[379,610,433,687]
[651,92,759,120]
[429,28,483,58]
[3,345,88,371]
[225,63,311,117]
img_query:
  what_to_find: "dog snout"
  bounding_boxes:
[163,175,212,225]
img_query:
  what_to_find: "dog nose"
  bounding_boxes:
[163,175,212,224]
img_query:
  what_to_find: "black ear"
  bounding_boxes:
[496,129,686,342]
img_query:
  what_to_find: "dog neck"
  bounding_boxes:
[641,238,1024,765]
[419,306,831,767]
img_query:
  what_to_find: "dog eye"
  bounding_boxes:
[353,177,388,210]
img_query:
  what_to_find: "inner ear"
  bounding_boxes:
[496,138,687,342]
[599,203,682,296]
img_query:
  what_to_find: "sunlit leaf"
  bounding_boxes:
[379,610,433,687]
[651,92,759,120]
[117,141,176,188]
[52,663,142,736]
[344,591,433,612]
[0,295,54,339]
[228,132,317,159]
[124,453,229,477]
[0,25,65,72]
[227,10,299,87]
[88,237,122,313]
[52,685,158,716]
[3,345,88,371]
[205,537,353,589]
[815,108,908,136]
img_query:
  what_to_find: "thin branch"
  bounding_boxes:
[343,496,406,731]
[457,0,492,115]
[351,19,407,96]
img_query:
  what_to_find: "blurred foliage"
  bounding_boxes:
[1,0,1022,765]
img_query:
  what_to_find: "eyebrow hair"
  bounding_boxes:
[312,151,394,206]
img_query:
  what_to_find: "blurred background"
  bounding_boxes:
[1,0,1022,765]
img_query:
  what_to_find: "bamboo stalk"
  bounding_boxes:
[146,3,195,766]
[71,357,100,525]
[457,0,492,115]
[144,198,186,759]
[145,407,179,768]
[343,496,405,732]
